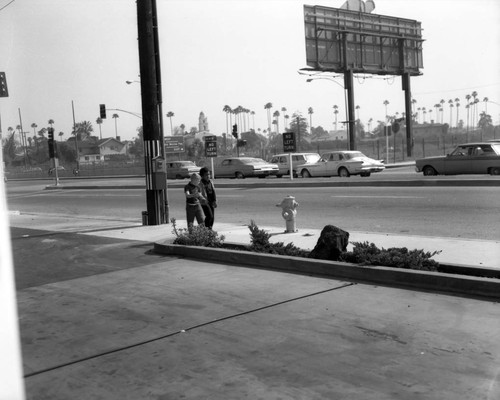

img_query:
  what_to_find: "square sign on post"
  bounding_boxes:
[283,132,296,153]
[164,136,185,154]
[204,135,217,157]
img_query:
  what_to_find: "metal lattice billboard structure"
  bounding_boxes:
[304,5,424,76]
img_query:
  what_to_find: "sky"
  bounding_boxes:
[0,0,499,142]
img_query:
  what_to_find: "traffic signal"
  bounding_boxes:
[99,104,106,119]
[0,72,8,97]
[232,124,238,139]
[47,128,55,158]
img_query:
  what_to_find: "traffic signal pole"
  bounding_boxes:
[137,0,168,225]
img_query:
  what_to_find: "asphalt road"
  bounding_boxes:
[5,177,500,240]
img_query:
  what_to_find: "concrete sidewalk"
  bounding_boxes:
[9,213,500,399]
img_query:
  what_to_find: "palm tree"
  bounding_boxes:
[250,110,255,131]
[454,99,460,129]
[333,105,339,130]
[112,114,119,139]
[48,119,54,127]
[96,117,103,139]
[264,103,273,135]
[383,100,389,122]
[308,107,314,133]
[281,107,287,129]
[222,105,231,136]
[284,114,289,129]
[180,124,186,135]
[422,107,427,123]
[465,94,471,131]
[471,91,478,129]
[73,121,93,141]
[439,99,445,123]
[273,110,280,134]
[355,105,360,122]
[58,131,64,142]
[30,123,38,150]
[483,97,489,114]
[166,111,174,135]
[448,100,454,128]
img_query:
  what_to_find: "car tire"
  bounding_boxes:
[235,171,245,179]
[338,167,350,178]
[490,167,500,176]
[422,166,438,176]
[360,172,371,177]
[276,174,283,178]
[301,169,312,178]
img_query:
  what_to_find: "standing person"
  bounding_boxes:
[184,173,206,230]
[199,167,217,229]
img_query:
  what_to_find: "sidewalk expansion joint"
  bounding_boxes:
[24,282,355,379]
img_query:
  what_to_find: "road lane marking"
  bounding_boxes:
[330,195,425,199]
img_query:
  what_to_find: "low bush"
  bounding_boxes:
[248,220,310,258]
[340,241,441,271]
[171,218,225,248]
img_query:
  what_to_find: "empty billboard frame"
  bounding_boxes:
[304,5,424,76]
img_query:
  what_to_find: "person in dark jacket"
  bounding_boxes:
[199,167,217,229]
[184,173,206,231]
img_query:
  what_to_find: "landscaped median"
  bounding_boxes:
[153,238,500,302]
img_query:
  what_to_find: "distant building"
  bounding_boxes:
[198,112,209,133]
[76,137,127,164]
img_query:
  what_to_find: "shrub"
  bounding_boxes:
[248,220,310,258]
[171,218,225,248]
[340,241,441,271]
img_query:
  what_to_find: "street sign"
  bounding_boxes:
[204,135,217,157]
[283,132,296,152]
[164,136,185,154]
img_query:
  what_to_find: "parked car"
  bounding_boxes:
[415,142,500,176]
[269,152,321,177]
[297,151,385,178]
[214,157,279,179]
[166,161,201,179]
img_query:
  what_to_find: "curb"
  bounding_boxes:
[153,242,500,301]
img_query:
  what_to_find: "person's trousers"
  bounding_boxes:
[186,204,205,229]
[202,204,215,229]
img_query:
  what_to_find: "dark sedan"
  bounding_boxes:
[415,142,500,176]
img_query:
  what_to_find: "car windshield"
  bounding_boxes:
[178,162,196,167]
[490,144,500,154]
[305,154,320,162]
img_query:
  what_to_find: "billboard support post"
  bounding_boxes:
[344,69,356,151]
[403,72,413,157]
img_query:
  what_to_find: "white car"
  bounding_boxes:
[270,152,321,177]
[297,151,385,178]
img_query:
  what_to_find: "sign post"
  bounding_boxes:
[282,131,296,180]
[204,135,217,178]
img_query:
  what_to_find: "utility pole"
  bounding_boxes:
[137,0,168,225]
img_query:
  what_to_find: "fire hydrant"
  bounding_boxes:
[276,195,299,233]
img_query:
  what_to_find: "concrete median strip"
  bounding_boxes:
[153,241,500,301]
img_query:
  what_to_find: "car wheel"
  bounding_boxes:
[490,167,500,176]
[301,169,311,178]
[422,166,437,176]
[338,167,350,178]
[276,174,283,178]
[360,172,371,177]
[235,171,245,179]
